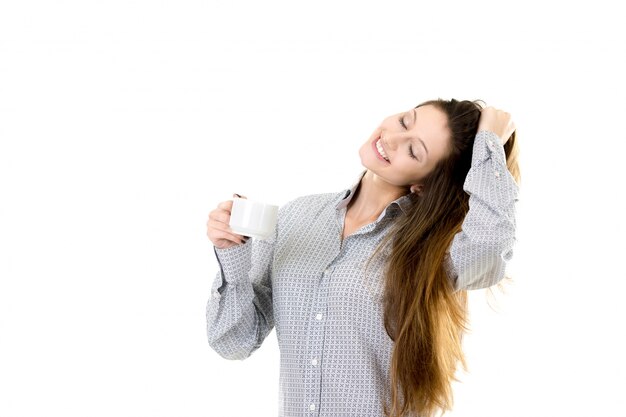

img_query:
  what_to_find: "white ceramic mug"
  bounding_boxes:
[229,198,278,240]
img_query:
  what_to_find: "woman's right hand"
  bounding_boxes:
[206,194,249,249]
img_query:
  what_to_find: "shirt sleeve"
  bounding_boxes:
[206,217,278,360]
[446,130,520,291]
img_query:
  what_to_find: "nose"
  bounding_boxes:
[382,131,410,151]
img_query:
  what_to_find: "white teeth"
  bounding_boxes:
[376,139,389,161]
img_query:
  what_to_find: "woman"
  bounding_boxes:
[206,98,520,417]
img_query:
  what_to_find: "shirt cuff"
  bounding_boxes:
[213,240,253,286]
[472,130,508,167]
[463,130,519,211]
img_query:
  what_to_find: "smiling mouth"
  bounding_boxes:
[374,138,390,162]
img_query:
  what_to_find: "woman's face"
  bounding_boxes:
[359,104,451,191]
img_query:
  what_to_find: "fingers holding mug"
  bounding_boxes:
[207,220,248,247]
[207,199,249,249]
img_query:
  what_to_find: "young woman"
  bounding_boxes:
[206,98,520,417]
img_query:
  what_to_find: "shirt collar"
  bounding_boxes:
[335,169,413,215]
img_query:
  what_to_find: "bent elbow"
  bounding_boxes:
[207,328,255,361]
[455,239,516,291]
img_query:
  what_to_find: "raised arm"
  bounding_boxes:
[205,196,279,360]
[447,107,519,291]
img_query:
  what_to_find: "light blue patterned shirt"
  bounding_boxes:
[206,130,519,416]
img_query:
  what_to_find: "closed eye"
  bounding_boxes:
[399,116,407,130]
[398,115,419,161]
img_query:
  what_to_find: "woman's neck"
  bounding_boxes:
[346,170,408,222]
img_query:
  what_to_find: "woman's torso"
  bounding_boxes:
[270,190,409,416]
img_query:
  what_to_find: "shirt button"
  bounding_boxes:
[309,404,316,411]
[494,170,500,178]
[315,313,323,321]
[311,358,318,366]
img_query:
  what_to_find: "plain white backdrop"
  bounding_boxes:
[1,0,625,416]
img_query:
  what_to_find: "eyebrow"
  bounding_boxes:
[411,108,429,156]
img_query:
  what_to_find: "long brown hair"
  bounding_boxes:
[367,98,521,417]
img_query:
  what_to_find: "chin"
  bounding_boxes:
[358,147,370,167]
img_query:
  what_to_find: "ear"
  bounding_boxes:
[410,184,424,195]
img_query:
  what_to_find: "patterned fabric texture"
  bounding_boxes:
[207,130,519,416]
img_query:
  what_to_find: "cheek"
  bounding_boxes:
[401,164,426,181]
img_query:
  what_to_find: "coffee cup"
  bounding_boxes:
[229,198,279,240]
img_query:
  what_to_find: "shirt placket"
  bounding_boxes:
[303,263,332,415]
[302,206,355,415]
[302,207,384,415]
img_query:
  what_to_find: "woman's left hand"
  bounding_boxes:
[477,106,516,145]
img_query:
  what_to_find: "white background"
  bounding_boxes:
[1,0,625,416]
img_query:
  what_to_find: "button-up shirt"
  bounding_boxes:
[206,130,519,416]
